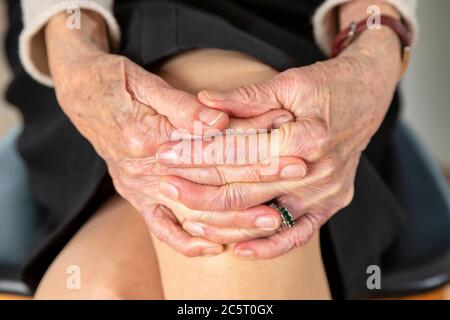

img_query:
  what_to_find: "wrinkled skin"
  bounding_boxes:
[46,12,306,256]
[46,9,402,259]
[51,50,229,256]
[155,28,402,259]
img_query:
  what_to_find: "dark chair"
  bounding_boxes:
[373,122,450,298]
[1,123,450,298]
[0,127,42,297]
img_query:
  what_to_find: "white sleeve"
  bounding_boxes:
[19,0,121,87]
[312,0,418,56]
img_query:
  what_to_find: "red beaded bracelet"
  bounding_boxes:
[331,14,412,78]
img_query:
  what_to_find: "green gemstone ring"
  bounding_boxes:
[268,202,295,230]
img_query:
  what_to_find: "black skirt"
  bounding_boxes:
[4,0,405,299]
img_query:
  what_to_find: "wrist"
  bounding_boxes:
[341,26,402,84]
[45,10,110,77]
[338,1,403,82]
[339,0,400,29]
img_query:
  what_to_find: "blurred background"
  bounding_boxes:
[0,1,20,137]
[1,0,449,172]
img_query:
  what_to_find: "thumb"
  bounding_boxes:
[197,77,284,118]
[153,85,230,133]
[128,64,229,134]
[228,109,294,130]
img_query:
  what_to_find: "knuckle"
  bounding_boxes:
[327,180,343,198]
[119,157,157,177]
[291,215,319,248]
[279,120,329,161]
[317,161,336,183]
[211,211,241,229]
[206,229,232,244]
[291,232,308,249]
[246,166,264,182]
[339,186,355,209]
[121,130,141,153]
[121,159,145,176]
[316,153,344,183]
[279,123,302,154]
[304,122,330,160]
[240,228,268,239]
[151,223,170,244]
[278,68,303,95]
[112,170,132,189]
[172,92,194,120]
[120,108,166,159]
[122,133,148,158]
[235,85,258,103]
[327,183,354,213]
[279,232,296,252]
[213,167,228,185]
[225,213,242,228]
[197,210,215,225]
[235,83,272,104]
[170,231,200,257]
[222,184,247,209]
[180,247,199,258]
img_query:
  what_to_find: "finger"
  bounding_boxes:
[128,66,229,133]
[228,109,293,130]
[155,130,283,167]
[161,156,307,184]
[183,204,282,229]
[142,204,223,257]
[121,100,176,157]
[182,221,277,244]
[232,213,320,259]
[158,176,283,211]
[197,77,284,117]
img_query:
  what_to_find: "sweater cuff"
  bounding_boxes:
[312,0,418,56]
[19,0,121,87]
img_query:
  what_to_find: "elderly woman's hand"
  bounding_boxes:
[44,11,300,256]
[155,24,402,258]
[44,11,236,256]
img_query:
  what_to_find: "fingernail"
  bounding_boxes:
[202,246,222,256]
[156,146,178,164]
[159,180,179,200]
[200,90,225,102]
[254,216,278,229]
[280,164,306,179]
[199,108,225,126]
[184,222,205,236]
[235,249,254,258]
[273,115,293,129]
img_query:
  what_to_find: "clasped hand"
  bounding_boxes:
[154,50,399,259]
[47,12,400,260]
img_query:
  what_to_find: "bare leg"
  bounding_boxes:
[34,195,164,299]
[155,233,329,299]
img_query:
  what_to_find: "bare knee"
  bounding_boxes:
[155,232,330,299]
[156,48,278,93]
